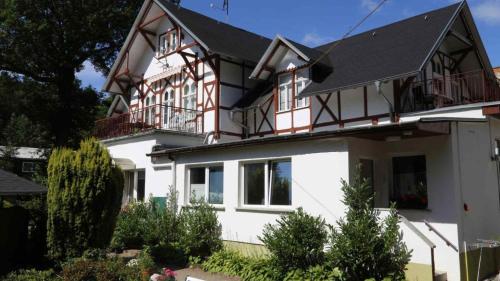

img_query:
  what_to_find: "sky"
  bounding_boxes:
[76,0,500,91]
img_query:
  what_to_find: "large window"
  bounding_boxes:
[188,166,224,204]
[278,70,310,112]
[242,159,292,206]
[391,155,427,209]
[164,89,175,128]
[159,29,178,55]
[183,83,196,110]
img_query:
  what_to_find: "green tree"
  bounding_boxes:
[328,167,411,281]
[47,138,123,261]
[0,0,142,146]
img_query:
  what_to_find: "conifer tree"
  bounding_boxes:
[328,167,411,280]
[47,138,123,261]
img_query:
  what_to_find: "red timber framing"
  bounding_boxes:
[105,0,228,139]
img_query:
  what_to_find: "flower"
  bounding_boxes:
[126,259,138,267]
[163,268,176,278]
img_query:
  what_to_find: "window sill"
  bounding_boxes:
[183,204,225,211]
[375,207,432,212]
[235,206,294,214]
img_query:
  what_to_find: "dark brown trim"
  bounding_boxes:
[363,86,368,117]
[220,81,250,90]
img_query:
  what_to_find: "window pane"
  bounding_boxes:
[270,160,292,205]
[278,74,292,111]
[190,167,205,202]
[208,167,224,204]
[244,163,265,205]
[137,170,146,202]
[392,156,427,209]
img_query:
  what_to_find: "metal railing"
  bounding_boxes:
[424,220,459,252]
[94,105,203,139]
[401,70,500,112]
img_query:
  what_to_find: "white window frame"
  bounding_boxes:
[158,29,178,55]
[278,74,292,112]
[183,83,196,110]
[186,164,224,206]
[295,69,310,108]
[163,89,175,128]
[239,158,293,208]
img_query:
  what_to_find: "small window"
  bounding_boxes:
[137,170,146,202]
[242,159,292,206]
[22,162,35,173]
[278,73,292,111]
[183,83,196,109]
[391,155,427,209]
[295,68,309,108]
[158,29,179,55]
[188,166,224,204]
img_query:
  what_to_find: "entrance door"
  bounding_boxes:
[360,159,375,203]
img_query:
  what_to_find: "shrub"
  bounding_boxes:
[60,258,142,281]
[47,138,123,261]
[2,269,60,281]
[283,265,342,281]
[179,200,222,258]
[328,167,411,280]
[259,207,329,271]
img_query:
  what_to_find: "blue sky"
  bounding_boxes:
[77,0,500,90]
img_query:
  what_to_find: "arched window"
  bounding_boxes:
[144,97,151,124]
[164,89,175,128]
[183,83,195,110]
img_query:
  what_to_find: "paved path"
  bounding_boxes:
[173,267,241,281]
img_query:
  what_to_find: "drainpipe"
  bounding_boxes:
[203,131,216,144]
[375,81,395,122]
[229,108,251,139]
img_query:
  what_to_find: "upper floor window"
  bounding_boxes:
[183,83,196,110]
[159,29,178,55]
[241,159,292,206]
[278,74,292,112]
[278,69,310,112]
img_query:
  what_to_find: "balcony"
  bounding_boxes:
[401,70,500,113]
[95,105,203,139]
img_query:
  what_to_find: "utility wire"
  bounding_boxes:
[309,0,389,68]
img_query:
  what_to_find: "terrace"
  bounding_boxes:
[94,105,203,139]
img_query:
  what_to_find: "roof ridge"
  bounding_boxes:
[313,1,463,50]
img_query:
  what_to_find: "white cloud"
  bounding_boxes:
[361,0,379,11]
[472,0,500,25]
[301,32,334,47]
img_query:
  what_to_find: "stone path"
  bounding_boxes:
[171,267,241,281]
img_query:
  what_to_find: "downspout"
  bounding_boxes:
[204,131,216,144]
[229,108,252,139]
[375,81,395,122]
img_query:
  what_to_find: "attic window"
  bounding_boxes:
[159,29,179,55]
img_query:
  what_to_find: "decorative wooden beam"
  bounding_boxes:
[139,12,167,29]
[139,29,156,52]
[448,29,473,47]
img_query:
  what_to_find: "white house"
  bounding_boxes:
[98,1,500,280]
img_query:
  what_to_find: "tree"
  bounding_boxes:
[0,0,143,146]
[47,138,123,261]
[328,167,411,281]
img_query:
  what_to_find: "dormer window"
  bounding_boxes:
[278,69,310,112]
[278,73,292,112]
[159,29,178,55]
[295,68,309,108]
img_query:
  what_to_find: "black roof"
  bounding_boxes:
[0,169,46,196]
[157,0,272,63]
[301,2,462,96]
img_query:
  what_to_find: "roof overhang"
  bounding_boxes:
[148,119,455,158]
[249,35,311,80]
[107,95,130,117]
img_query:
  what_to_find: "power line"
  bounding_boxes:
[310,0,389,68]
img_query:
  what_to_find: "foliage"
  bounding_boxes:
[2,269,60,281]
[60,258,142,281]
[17,195,49,264]
[259,207,329,271]
[179,199,223,258]
[328,167,411,281]
[47,138,123,261]
[283,265,342,281]
[0,0,143,145]
[110,185,182,251]
[137,247,156,272]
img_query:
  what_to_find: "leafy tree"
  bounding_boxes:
[260,207,329,272]
[0,0,143,146]
[47,138,123,261]
[328,167,411,281]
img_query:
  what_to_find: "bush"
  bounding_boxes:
[283,265,341,281]
[47,138,123,261]
[60,258,142,281]
[259,207,329,271]
[2,269,60,281]
[328,167,411,280]
[179,200,222,258]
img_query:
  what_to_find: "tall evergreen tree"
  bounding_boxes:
[0,0,143,146]
[328,167,411,281]
[47,138,123,261]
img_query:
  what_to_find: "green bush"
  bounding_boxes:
[2,269,60,281]
[179,200,222,258]
[328,167,411,281]
[259,207,329,271]
[60,258,141,281]
[283,265,341,281]
[47,138,123,261]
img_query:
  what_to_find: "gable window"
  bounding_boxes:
[241,159,292,206]
[278,73,292,111]
[22,162,36,173]
[295,68,309,108]
[188,166,224,204]
[391,155,427,209]
[159,29,178,55]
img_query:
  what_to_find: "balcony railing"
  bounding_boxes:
[95,105,203,139]
[401,70,500,113]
